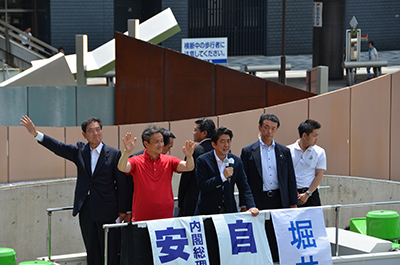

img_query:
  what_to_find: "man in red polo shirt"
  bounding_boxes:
[118,125,196,221]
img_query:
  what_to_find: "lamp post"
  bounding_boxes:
[279,0,286,84]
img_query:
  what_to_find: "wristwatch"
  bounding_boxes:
[306,190,313,197]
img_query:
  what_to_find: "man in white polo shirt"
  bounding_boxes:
[287,119,326,207]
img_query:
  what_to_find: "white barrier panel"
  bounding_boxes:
[147,216,210,265]
[212,212,273,265]
[271,207,333,265]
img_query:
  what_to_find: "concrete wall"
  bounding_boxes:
[0,85,115,127]
[1,71,400,183]
[320,175,400,229]
[0,179,83,263]
[2,175,399,262]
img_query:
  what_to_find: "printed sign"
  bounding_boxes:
[271,207,333,265]
[147,216,210,265]
[212,213,273,265]
[181,37,228,64]
[313,2,323,27]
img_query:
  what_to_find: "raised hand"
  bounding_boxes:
[20,115,38,137]
[122,132,137,153]
[182,140,196,157]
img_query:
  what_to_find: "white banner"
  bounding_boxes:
[212,212,273,265]
[271,207,333,265]
[147,216,209,265]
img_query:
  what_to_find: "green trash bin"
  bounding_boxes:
[366,210,400,240]
[0,247,16,265]
[18,261,53,265]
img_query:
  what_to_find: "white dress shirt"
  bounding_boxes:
[260,138,279,191]
[213,150,228,183]
[90,142,103,174]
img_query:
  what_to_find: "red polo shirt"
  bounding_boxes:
[128,151,181,221]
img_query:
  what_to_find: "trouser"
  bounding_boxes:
[367,67,378,78]
[261,189,282,263]
[298,188,321,207]
[78,199,120,265]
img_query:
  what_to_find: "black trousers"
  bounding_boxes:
[260,190,283,263]
[298,189,321,207]
[78,199,120,265]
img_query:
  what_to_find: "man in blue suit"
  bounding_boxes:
[20,115,129,265]
[195,127,259,216]
[240,113,298,262]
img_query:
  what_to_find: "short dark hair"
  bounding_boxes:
[211,127,233,144]
[161,128,176,146]
[195,118,216,138]
[298,119,321,138]
[368,41,374,46]
[259,113,280,128]
[81,117,102,133]
[142,125,163,146]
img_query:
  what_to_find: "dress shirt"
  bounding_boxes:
[35,131,44,142]
[213,150,228,183]
[260,138,279,191]
[90,142,103,174]
[198,138,211,145]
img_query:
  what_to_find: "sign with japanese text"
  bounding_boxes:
[147,216,210,265]
[212,213,273,265]
[313,2,323,27]
[271,207,333,265]
[181,37,228,64]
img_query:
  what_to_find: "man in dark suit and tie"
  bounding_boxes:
[195,127,259,216]
[240,113,298,262]
[178,118,215,217]
[20,115,129,265]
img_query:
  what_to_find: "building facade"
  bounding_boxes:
[0,0,399,56]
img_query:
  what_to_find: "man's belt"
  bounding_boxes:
[263,189,280,198]
[297,188,309,194]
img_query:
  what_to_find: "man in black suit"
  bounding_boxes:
[195,127,259,216]
[240,113,298,262]
[178,118,215,216]
[20,115,129,265]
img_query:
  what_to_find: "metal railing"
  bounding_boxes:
[0,19,58,58]
[46,197,400,264]
[46,206,73,261]
[102,200,400,265]
[319,201,400,257]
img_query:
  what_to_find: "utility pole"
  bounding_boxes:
[279,0,287,84]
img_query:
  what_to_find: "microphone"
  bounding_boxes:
[224,158,232,183]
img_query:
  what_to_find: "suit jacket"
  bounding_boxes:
[195,150,256,215]
[39,135,130,222]
[178,139,213,216]
[240,140,298,209]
